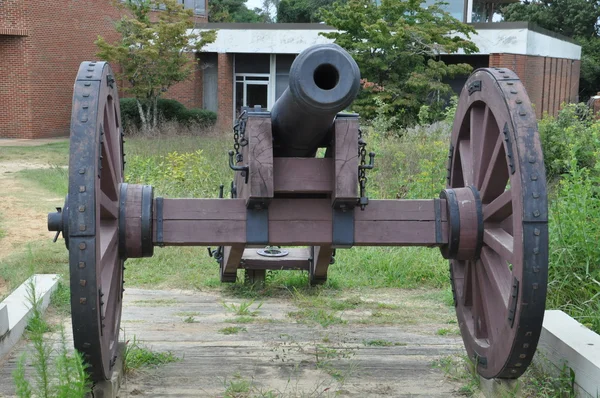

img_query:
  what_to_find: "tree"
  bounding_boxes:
[320,0,478,127]
[96,0,216,131]
[209,0,264,22]
[277,0,339,23]
[501,0,600,101]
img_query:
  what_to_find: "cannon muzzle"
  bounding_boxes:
[271,44,361,157]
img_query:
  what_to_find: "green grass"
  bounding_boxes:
[124,336,180,374]
[363,339,407,347]
[0,241,68,300]
[18,166,68,198]
[0,140,69,164]
[218,326,247,335]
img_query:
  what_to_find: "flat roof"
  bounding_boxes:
[196,21,575,44]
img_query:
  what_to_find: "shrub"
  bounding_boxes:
[157,98,187,122]
[179,108,217,126]
[119,98,216,130]
[119,98,141,130]
[538,103,600,178]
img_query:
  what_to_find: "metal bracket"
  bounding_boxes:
[503,123,516,175]
[332,206,354,248]
[468,80,481,95]
[118,183,128,259]
[247,207,269,246]
[434,198,443,245]
[155,196,164,247]
[508,276,519,327]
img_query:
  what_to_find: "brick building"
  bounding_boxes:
[195,21,581,129]
[0,0,582,138]
[0,0,207,139]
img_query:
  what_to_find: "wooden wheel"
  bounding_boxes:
[444,68,548,379]
[67,62,124,381]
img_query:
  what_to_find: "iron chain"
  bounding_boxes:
[232,110,248,163]
[358,128,368,210]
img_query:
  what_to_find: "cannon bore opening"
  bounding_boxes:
[313,63,339,90]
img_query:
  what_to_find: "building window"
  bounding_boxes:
[120,0,206,15]
[235,75,270,116]
[232,53,298,118]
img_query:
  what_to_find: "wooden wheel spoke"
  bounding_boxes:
[483,189,512,222]
[470,264,489,339]
[480,134,508,203]
[100,259,121,327]
[100,190,118,220]
[476,248,511,340]
[459,140,473,186]
[100,223,118,263]
[104,100,122,173]
[462,261,473,307]
[470,105,484,185]
[474,106,499,189]
[483,227,514,264]
[101,136,119,200]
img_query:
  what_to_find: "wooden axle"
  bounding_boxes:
[150,198,448,247]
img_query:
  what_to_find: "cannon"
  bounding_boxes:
[47,45,548,383]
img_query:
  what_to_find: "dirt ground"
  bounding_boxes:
[0,143,469,397]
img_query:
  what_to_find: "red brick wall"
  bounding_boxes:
[0,0,207,139]
[0,36,33,138]
[0,0,28,33]
[217,53,233,129]
[489,53,580,118]
[163,54,203,109]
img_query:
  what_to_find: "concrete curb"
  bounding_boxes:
[0,274,60,359]
[479,310,600,397]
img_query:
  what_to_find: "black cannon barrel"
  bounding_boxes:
[271,43,361,157]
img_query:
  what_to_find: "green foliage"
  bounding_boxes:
[320,0,478,127]
[502,0,599,38]
[125,149,225,198]
[276,0,338,22]
[222,300,263,316]
[96,0,216,130]
[218,326,248,334]
[209,0,264,22]
[538,103,600,334]
[13,280,90,397]
[124,336,180,374]
[501,0,600,101]
[538,103,600,178]
[179,107,218,126]
[120,98,217,130]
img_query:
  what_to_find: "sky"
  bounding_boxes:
[246,0,264,10]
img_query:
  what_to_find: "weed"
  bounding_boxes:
[363,339,406,347]
[184,316,196,323]
[13,278,90,397]
[50,279,71,315]
[174,311,201,317]
[124,336,180,374]
[436,327,460,336]
[288,308,346,328]
[219,326,247,335]
[433,355,479,396]
[223,373,252,397]
[222,300,263,316]
[132,298,179,306]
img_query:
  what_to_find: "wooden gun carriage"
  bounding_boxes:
[48,44,548,383]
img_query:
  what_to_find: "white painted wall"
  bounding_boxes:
[196,29,334,54]
[192,27,581,60]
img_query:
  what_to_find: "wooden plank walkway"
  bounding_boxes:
[0,288,466,397]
